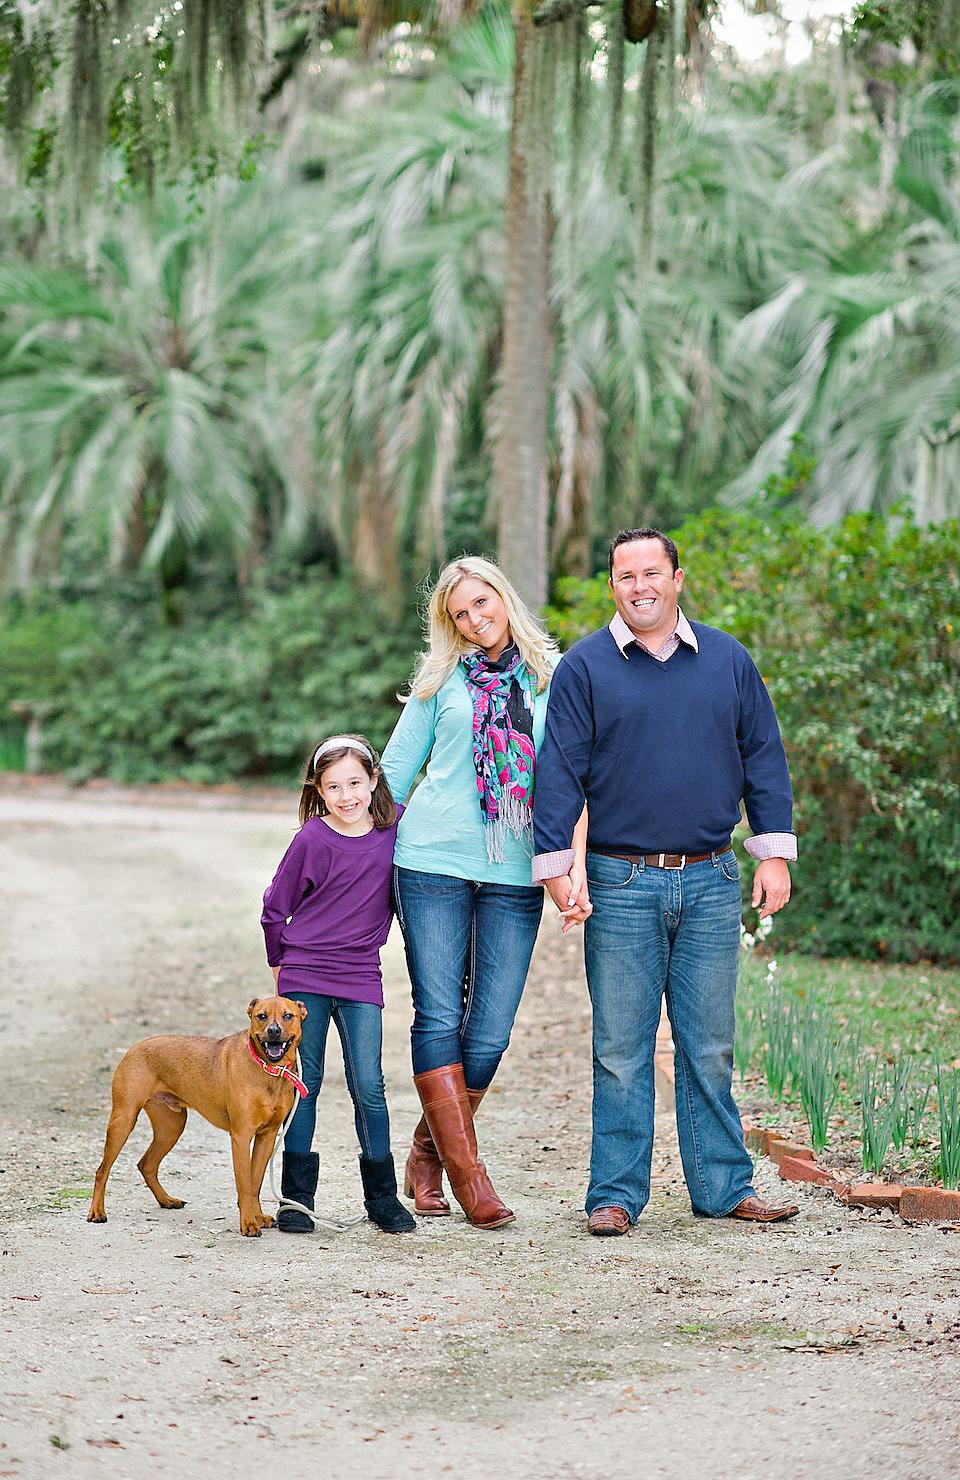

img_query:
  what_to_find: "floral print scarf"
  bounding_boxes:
[460,643,537,863]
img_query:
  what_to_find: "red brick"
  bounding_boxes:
[899,1187,960,1223]
[744,1126,773,1154]
[768,1138,815,1166]
[778,1156,838,1187]
[846,1183,903,1212]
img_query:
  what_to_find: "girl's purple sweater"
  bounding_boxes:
[260,810,402,1007]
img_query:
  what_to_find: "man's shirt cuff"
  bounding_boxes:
[532,848,576,883]
[744,832,797,862]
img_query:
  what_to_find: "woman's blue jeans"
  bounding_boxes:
[583,849,756,1220]
[281,992,391,1162]
[393,866,544,1089]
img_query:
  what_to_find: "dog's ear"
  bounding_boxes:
[247,998,260,1020]
[297,1001,308,1021]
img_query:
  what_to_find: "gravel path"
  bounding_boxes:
[2,781,959,1479]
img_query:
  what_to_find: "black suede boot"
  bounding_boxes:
[277,1150,319,1233]
[359,1154,416,1233]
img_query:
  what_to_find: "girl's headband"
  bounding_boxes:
[312,737,374,769]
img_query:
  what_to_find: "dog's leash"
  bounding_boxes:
[266,1052,367,1234]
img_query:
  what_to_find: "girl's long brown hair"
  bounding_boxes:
[298,734,397,830]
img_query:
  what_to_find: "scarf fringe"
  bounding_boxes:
[484,792,534,865]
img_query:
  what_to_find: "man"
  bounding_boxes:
[533,528,798,1233]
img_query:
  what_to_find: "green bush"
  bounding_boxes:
[546,507,960,964]
[0,577,421,786]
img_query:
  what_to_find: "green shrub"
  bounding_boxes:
[0,577,421,786]
[546,507,960,963]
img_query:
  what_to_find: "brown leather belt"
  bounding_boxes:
[592,843,733,871]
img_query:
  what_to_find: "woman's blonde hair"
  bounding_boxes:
[408,555,559,701]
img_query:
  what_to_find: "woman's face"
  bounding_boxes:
[447,577,511,659]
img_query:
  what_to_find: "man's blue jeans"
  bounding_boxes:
[281,992,391,1162]
[393,866,544,1089]
[583,850,755,1219]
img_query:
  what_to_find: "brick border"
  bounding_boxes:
[653,1009,960,1225]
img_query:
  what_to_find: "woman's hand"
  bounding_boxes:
[544,871,592,933]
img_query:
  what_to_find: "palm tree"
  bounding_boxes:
[493,2,556,608]
[724,85,960,522]
[293,11,511,590]
[286,19,859,584]
[0,182,302,597]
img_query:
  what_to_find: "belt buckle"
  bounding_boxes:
[658,853,686,870]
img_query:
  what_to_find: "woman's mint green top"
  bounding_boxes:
[380,664,554,887]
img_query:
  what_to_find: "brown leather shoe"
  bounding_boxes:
[727,1195,799,1223]
[587,1206,632,1236]
[414,1066,514,1230]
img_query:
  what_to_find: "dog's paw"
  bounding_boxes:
[240,1222,263,1237]
[260,1214,275,1229]
[158,1197,186,1210]
[86,1210,107,1224]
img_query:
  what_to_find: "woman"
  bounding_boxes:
[380,556,587,1230]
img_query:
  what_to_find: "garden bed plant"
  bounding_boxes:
[733,926,960,1190]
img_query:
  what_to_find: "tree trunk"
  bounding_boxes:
[606,0,626,186]
[494,9,554,612]
[637,22,660,260]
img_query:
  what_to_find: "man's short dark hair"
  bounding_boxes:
[608,528,679,576]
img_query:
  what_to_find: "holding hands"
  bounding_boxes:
[545,856,593,933]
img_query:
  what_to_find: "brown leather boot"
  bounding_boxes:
[403,1115,451,1216]
[414,1065,514,1229]
[403,1087,489,1216]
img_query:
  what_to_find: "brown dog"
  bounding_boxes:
[87,996,308,1237]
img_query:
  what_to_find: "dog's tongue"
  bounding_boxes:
[264,1041,285,1061]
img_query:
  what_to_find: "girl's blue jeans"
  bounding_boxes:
[583,849,756,1220]
[393,866,544,1088]
[281,992,391,1162]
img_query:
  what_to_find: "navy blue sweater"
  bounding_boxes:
[532,623,793,857]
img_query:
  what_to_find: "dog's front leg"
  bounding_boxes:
[230,1129,263,1236]
[250,1127,280,1229]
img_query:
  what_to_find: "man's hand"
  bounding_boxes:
[544,872,593,933]
[751,858,791,917]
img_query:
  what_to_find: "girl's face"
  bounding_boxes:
[316,754,377,832]
[447,577,511,659]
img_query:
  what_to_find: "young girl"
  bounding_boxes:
[260,734,415,1235]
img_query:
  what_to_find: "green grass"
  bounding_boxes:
[48,1185,93,1210]
[739,953,960,1062]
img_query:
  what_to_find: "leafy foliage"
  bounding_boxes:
[0,575,421,784]
[3,13,960,604]
[0,181,304,593]
[725,86,960,523]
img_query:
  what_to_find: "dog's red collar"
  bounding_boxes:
[247,1037,307,1098]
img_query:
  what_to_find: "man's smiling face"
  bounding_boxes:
[609,537,684,645]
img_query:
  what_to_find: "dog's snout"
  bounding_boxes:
[265,1020,283,1039]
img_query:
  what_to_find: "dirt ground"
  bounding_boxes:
[2,780,959,1480]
